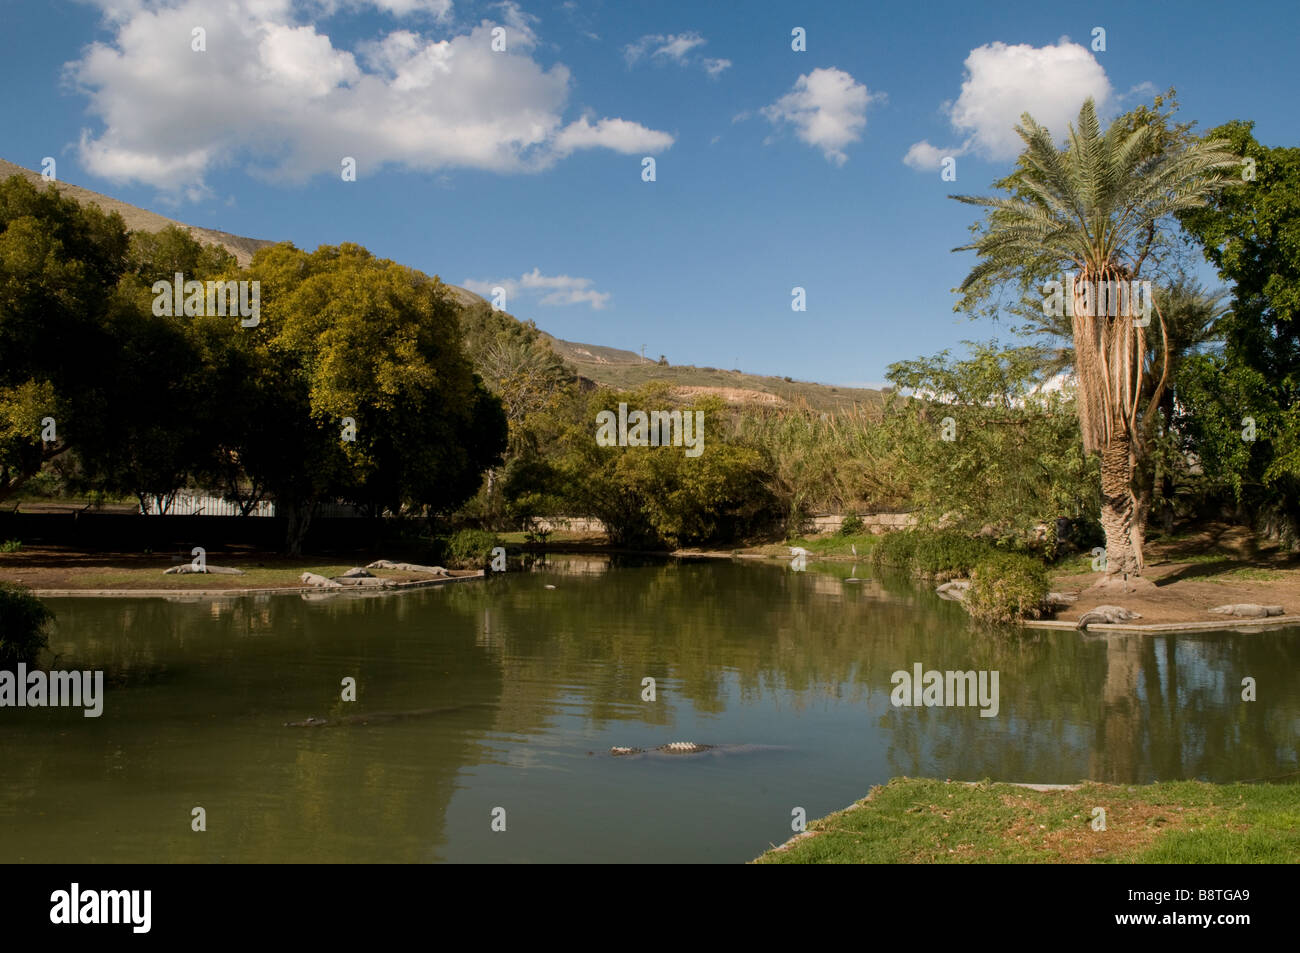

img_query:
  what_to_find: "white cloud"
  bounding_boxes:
[904,39,1113,167]
[655,32,706,62]
[553,116,674,155]
[68,0,672,196]
[902,140,953,171]
[623,30,728,75]
[761,67,879,166]
[463,268,611,310]
[360,0,454,18]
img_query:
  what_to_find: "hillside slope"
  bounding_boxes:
[1,159,883,411]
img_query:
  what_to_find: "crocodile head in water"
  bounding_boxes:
[603,742,791,758]
[610,742,713,756]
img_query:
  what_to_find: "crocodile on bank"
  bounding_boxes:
[1075,605,1142,631]
[597,742,790,758]
[283,704,484,727]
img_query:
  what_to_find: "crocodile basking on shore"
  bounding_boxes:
[1075,605,1142,631]
[284,704,484,727]
[599,742,790,758]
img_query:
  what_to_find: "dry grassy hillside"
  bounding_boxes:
[0,158,273,266]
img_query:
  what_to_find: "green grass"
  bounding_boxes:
[754,777,1300,864]
[1050,550,1105,574]
[779,533,879,560]
[1163,551,1233,564]
[0,540,22,553]
[495,531,590,544]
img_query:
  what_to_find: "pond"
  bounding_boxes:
[2,555,1297,863]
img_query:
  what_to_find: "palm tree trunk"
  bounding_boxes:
[1099,432,1141,576]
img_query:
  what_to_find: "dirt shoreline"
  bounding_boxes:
[685,522,1300,631]
[4,524,1298,627]
[0,546,482,596]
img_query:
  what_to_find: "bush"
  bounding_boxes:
[0,539,22,553]
[871,529,992,577]
[911,531,995,578]
[872,529,919,569]
[965,552,1051,624]
[838,513,864,536]
[0,583,53,669]
[443,529,500,569]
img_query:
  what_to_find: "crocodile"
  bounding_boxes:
[1209,603,1285,618]
[284,703,484,727]
[600,742,790,758]
[1075,605,1142,631]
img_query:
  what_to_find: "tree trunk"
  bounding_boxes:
[1099,432,1141,577]
[283,499,316,557]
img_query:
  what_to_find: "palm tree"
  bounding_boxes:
[953,98,1239,582]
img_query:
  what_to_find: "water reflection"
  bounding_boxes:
[0,556,1296,862]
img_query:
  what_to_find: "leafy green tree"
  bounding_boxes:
[1178,122,1300,544]
[243,243,507,552]
[73,228,237,512]
[884,343,1097,551]
[0,176,128,500]
[459,300,572,430]
[515,385,772,548]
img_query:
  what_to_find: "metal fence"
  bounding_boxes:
[140,495,374,517]
[142,494,275,517]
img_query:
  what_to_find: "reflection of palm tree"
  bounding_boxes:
[1091,635,1145,782]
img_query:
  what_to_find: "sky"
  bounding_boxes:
[1,0,1297,388]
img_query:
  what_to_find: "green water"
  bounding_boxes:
[1,556,1297,863]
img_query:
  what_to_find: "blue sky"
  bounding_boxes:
[2,0,1297,387]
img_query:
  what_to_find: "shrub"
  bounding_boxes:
[871,529,919,569]
[871,529,993,577]
[443,529,500,569]
[0,583,53,669]
[911,531,995,578]
[0,539,22,553]
[838,513,864,536]
[965,552,1051,624]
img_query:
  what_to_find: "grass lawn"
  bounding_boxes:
[494,531,593,545]
[737,532,880,560]
[754,777,1300,864]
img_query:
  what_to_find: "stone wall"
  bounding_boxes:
[805,513,916,534]
[530,513,916,536]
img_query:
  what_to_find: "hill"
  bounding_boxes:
[0,158,274,267]
[0,159,885,412]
